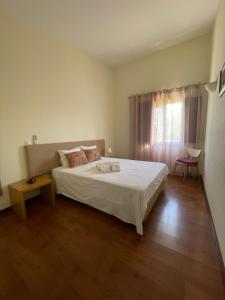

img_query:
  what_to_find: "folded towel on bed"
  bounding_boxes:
[111,162,121,172]
[97,162,111,173]
[97,161,121,173]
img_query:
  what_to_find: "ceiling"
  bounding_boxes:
[0,0,219,66]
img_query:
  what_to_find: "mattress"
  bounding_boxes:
[52,157,169,234]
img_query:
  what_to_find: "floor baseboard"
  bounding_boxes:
[201,176,225,286]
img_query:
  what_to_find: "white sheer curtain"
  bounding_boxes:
[150,88,186,171]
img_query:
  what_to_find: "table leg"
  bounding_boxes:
[9,188,26,220]
[40,183,55,205]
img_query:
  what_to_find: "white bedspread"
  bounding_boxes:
[52,157,169,234]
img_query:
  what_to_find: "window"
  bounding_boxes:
[153,100,183,145]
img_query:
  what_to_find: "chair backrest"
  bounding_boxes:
[187,148,201,158]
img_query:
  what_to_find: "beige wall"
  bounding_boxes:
[204,0,225,264]
[0,12,114,210]
[114,34,212,158]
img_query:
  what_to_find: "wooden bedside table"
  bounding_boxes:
[9,176,55,220]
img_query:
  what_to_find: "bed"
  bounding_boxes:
[25,140,168,235]
[52,157,168,234]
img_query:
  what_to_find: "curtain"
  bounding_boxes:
[150,88,186,171]
[184,85,202,145]
[129,85,205,172]
[129,93,153,161]
[184,85,207,174]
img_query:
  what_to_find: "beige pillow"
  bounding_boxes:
[80,145,96,150]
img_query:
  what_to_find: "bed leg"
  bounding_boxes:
[136,224,143,235]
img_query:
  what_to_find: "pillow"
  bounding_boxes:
[65,151,88,168]
[83,148,101,162]
[58,147,80,167]
[80,145,97,150]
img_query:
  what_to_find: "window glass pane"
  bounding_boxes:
[153,101,182,144]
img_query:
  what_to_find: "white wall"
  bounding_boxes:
[114,34,212,158]
[204,0,225,264]
[0,12,114,210]
[1,10,223,273]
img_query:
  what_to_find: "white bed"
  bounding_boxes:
[52,157,169,235]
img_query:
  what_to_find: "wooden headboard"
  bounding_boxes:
[25,139,105,178]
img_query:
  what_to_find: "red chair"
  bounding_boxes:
[173,148,201,180]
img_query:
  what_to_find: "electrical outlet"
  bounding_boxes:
[32,135,38,144]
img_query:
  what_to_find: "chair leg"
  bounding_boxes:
[196,165,200,180]
[187,165,189,177]
[173,163,177,176]
[183,166,186,181]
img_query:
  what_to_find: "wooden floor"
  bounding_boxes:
[0,176,224,300]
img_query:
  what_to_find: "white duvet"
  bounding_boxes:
[52,157,169,235]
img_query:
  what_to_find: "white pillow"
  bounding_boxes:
[58,147,81,167]
[80,145,97,150]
